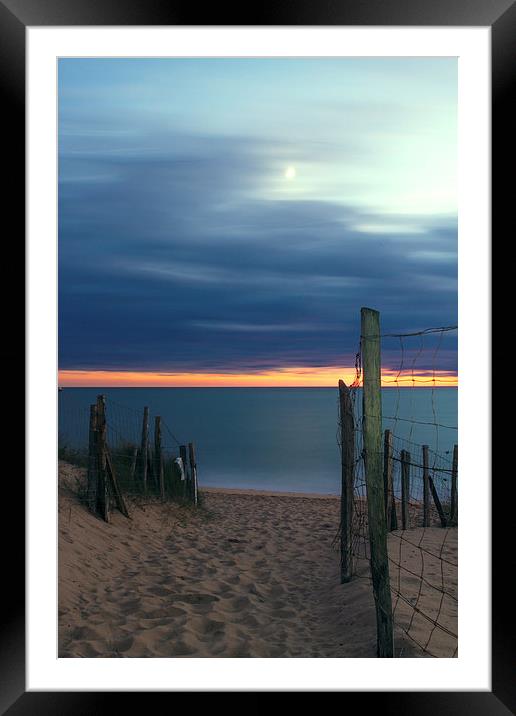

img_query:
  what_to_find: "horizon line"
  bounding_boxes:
[58,367,458,389]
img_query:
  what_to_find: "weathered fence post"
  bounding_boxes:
[96,394,109,522]
[422,445,430,527]
[140,406,149,493]
[180,445,188,499]
[155,416,165,500]
[429,474,448,527]
[105,448,130,518]
[87,403,98,512]
[401,449,410,530]
[361,307,394,657]
[147,448,155,490]
[188,442,198,506]
[450,444,458,525]
[383,429,395,532]
[339,379,354,583]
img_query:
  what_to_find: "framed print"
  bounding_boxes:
[2,0,511,710]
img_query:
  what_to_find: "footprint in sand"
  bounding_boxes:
[74,642,102,658]
[111,635,134,653]
[167,640,196,656]
[188,616,226,639]
[168,593,219,606]
[70,625,101,641]
[203,567,218,577]
[274,608,297,618]
[147,586,173,597]
[268,585,286,599]
[90,613,128,627]
[220,559,236,567]
[224,574,241,586]
[142,606,186,620]
[218,595,251,613]
[107,597,141,613]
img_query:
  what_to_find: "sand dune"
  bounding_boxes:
[58,462,457,658]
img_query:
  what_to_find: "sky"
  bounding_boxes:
[58,58,457,387]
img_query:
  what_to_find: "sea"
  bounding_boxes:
[58,387,457,495]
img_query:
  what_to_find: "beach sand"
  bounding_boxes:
[58,462,457,658]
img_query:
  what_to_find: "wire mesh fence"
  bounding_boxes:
[58,391,199,519]
[337,316,458,658]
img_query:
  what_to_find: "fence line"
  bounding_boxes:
[59,393,199,521]
[337,308,458,658]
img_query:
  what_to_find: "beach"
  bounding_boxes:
[59,461,457,658]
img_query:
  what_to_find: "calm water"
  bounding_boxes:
[58,387,457,494]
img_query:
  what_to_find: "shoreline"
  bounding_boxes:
[201,486,339,499]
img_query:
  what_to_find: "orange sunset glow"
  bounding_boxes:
[58,367,458,388]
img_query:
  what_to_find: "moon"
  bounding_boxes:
[284,166,296,180]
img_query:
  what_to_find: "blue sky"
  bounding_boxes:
[58,57,457,381]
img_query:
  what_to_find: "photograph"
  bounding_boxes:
[2,0,508,708]
[57,55,459,660]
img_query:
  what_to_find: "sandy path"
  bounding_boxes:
[58,462,456,658]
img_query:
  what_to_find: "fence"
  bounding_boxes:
[337,307,458,658]
[59,393,199,521]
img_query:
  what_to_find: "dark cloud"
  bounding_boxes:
[59,132,457,374]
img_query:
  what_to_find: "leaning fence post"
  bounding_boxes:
[155,416,165,500]
[361,307,394,657]
[401,449,410,530]
[87,404,98,512]
[339,379,354,583]
[422,445,430,527]
[383,429,395,531]
[429,474,448,528]
[140,406,149,494]
[96,394,109,522]
[105,447,130,518]
[188,442,198,506]
[450,444,458,525]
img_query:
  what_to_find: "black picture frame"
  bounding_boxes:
[2,0,509,711]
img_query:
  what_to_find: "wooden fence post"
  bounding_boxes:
[361,307,394,657]
[96,394,109,522]
[401,449,410,530]
[140,406,149,494]
[422,445,430,527]
[155,416,165,500]
[450,444,458,525]
[179,445,188,499]
[429,474,448,528]
[383,429,395,532]
[147,448,155,490]
[105,448,130,518]
[188,442,198,506]
[87,404,98,512]
[339,379,354,583]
